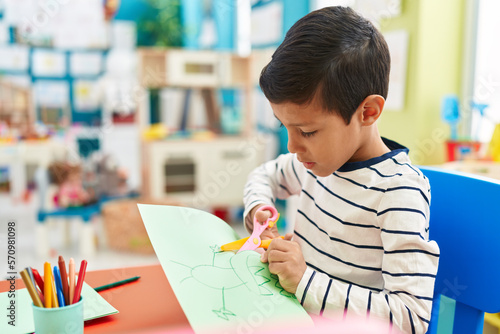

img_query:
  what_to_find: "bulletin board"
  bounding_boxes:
[0,0,137,126]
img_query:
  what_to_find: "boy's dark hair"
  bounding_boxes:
[259,6,390,124]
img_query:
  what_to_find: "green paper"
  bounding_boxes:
[0,282,118,334]
[138,204,312,333]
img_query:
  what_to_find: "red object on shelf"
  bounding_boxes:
[104,0,120,21]
[213,207,229,223]
[446,140,482,161]
[112,112,135,124]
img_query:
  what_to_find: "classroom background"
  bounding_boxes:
[0,0,500,332]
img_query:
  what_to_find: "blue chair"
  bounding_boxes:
[419,166,500,334]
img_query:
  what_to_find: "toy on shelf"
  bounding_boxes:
[471,102,489,141]
[489,123,500,162]
[441,95,460,140]
[0,166,10,193]
[445,140,482,162]
[441,95,485,162]
[104,0,120,20]
[89,153,130,198]
[0,79,38,140]
[49,162,94,208]
[142,123,169,141]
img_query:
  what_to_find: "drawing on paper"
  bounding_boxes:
[172,245,294,320]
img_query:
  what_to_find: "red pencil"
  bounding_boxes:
[28,267,44,305]
[58,256,70,305]
[72,260,87,304]
[32,268,45,293]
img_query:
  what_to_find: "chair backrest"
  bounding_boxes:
[420,166,500,334]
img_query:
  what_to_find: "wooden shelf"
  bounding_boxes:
[136,48,275,202]
[137,48,253,89]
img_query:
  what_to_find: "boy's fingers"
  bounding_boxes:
[268,262,289,276]
[268,235,296,251]
[255,248,265,255]
[267,249,288,263]
[260,250,269,263]
[274,233,295,247]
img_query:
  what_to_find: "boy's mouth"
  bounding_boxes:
[303,162,315,169]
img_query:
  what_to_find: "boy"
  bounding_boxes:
[243,6,439,333]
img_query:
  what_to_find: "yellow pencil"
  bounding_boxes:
[20,269,43,307]
[43,262,52,308]
[51,270,59,308]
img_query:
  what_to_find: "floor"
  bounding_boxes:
[0,194,248,277]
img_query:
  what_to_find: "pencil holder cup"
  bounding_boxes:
[32,297,84,334]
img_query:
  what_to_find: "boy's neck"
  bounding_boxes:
[349,129,390,163]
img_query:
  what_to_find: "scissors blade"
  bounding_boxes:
[220,237,249,251]
[237,235,262,253]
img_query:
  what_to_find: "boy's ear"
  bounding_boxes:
[357,95,385,126]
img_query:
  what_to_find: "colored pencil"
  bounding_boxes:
[53,266,65,307]
[43,262,52,308]
[72,260,87,304]
[32,268,44,292]
[20,269,43,308]
[26,267,44,304]
[69,258,75,305]
[58,255,70,305]
[94,276,141,292]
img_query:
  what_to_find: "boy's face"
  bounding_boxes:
[272,98,363,177]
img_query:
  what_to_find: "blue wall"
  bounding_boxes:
[114,0,150,20]
[283,0,310,38]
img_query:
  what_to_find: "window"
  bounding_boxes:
[467,0,500,142]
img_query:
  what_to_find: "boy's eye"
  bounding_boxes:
[301,130,317,137]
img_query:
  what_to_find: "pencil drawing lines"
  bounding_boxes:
[171,245,291,320]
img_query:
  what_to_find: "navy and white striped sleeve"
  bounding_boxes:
[295,174,439,333]
[243,153,303,224]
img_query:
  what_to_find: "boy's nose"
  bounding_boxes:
[287,134,305,154]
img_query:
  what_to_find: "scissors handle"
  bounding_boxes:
[252,205,279,234]
[238,205,279,253]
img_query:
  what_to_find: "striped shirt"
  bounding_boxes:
[243,138,440,334]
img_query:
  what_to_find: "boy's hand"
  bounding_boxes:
[248,204,280,240]
[260,233,306,294]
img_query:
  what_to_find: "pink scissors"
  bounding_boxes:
[237,205,280,253]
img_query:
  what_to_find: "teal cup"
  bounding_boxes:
[32,297,84,334]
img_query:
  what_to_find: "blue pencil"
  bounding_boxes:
[53,266,66,307]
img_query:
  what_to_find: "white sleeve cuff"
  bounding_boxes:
[295,266,315,305]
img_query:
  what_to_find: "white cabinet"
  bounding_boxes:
[147,137,265,207]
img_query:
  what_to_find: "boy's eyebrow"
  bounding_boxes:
[273,114,313,127]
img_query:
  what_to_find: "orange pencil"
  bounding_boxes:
[69,258,75,305]
[43,262,52,308]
